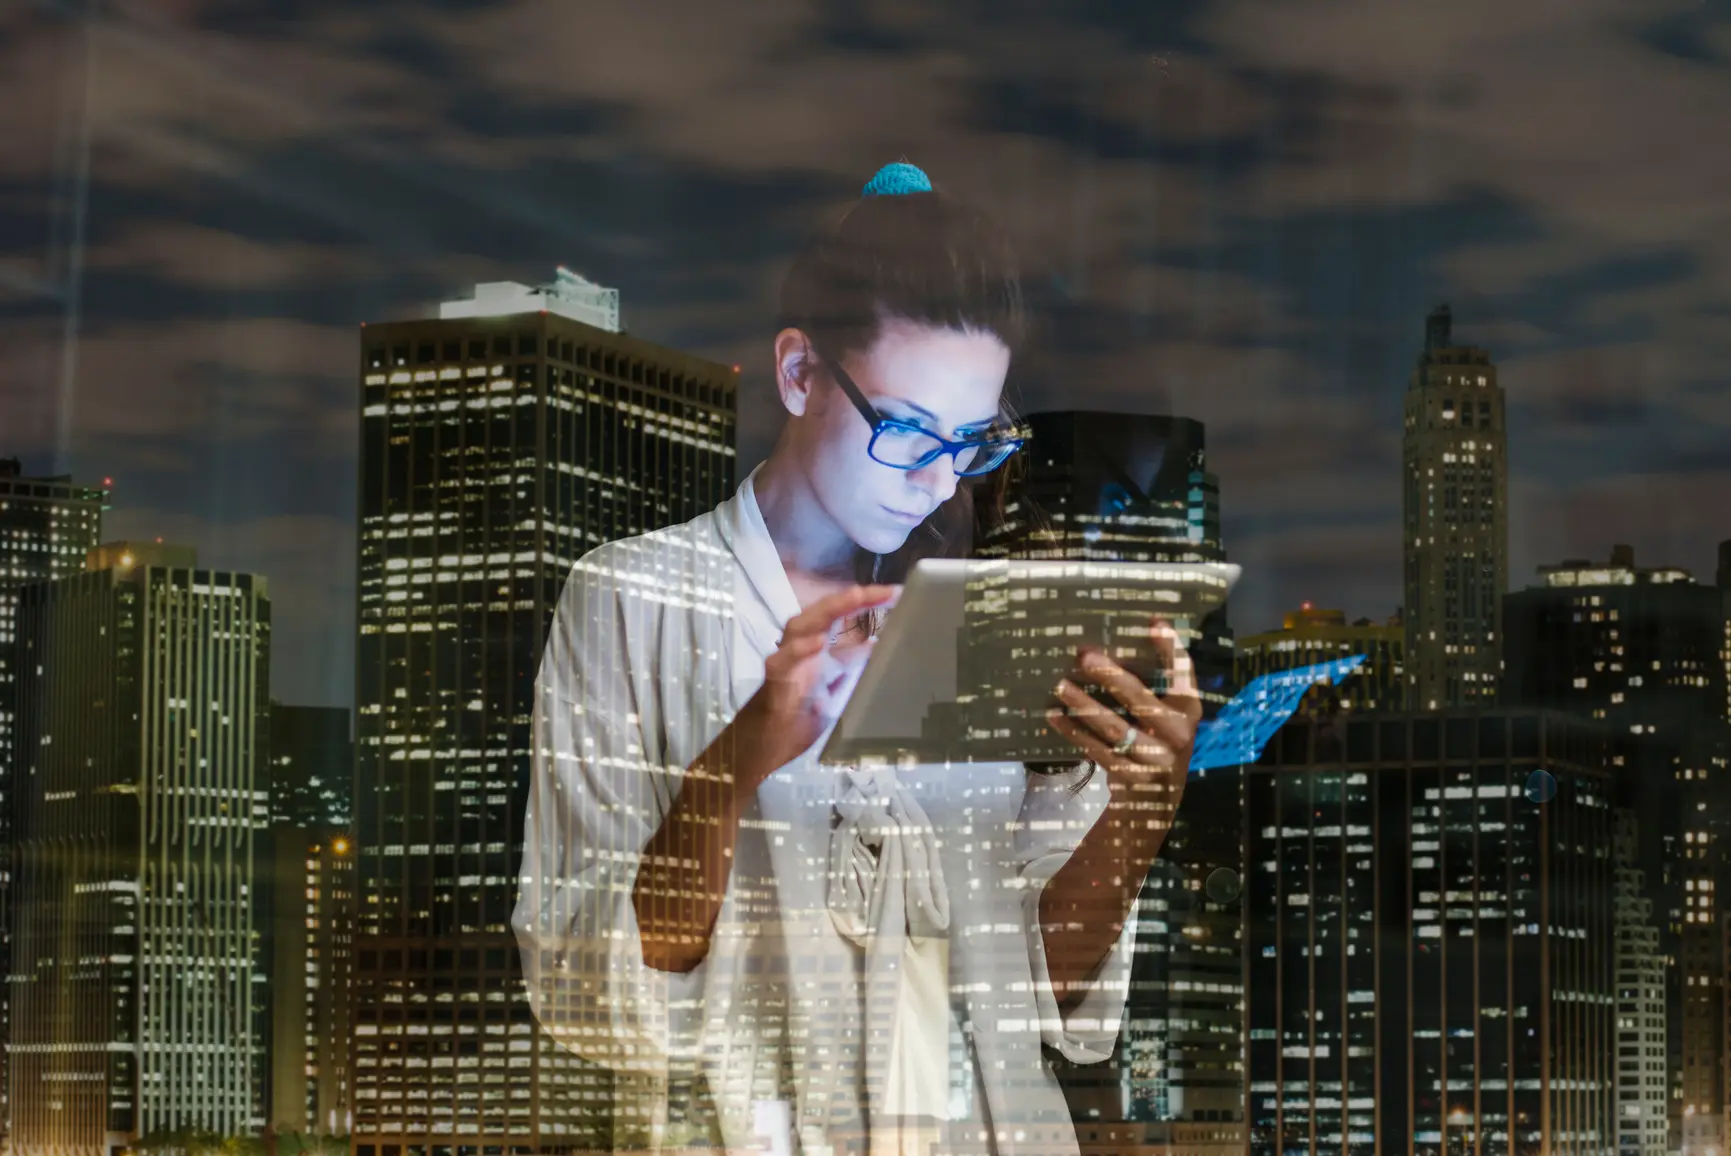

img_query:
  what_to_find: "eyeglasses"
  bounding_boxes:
[819,350,1026,477]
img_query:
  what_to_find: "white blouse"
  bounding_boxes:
[513,467,1138,1156]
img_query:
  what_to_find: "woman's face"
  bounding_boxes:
[783,316,1012,558]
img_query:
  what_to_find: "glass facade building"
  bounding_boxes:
[0,459,108,1142]
[265,704,356,1137]
[1247,711,1619,1156]
[1503,547,1731,1156]
[350,285,737,1154]
[10,542,271,1156]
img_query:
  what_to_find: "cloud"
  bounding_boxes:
[4,0,1729,671]
[0,315,359,514]
[1510,467,1731,588]
[81,221,368,288]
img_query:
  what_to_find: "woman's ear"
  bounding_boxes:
[773,328,816,417]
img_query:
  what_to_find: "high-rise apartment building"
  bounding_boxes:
[1504,546,1731,1156]
[1236,605,1405,715]
[978,411,1243,1155]
[267,829,354,1141]
[1613,812,1669,1156]
[0,459,108,1140]
[1246,711,1618,1156]
[1402,305,1507,710]
[352,273,737,1153]
[265,704,355,1139]
[9,542,271,1156]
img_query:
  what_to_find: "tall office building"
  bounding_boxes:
[977,411,1243,1155]
[1504,546,1731,1156]
[1236,605,1405,715]
[352,273,737,1154]
[267,829,354,1141]
[0,459,108,1140]
[9,542,271,1156]
[1612,812,1669,1156]
[1246,711,1619,1156]
[264,704,355,1139]
[1402,305,1508,710]
[976,411,1233,705]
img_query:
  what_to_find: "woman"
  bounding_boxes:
[513,163,1200,1156]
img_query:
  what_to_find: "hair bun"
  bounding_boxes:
[862,162,933,197]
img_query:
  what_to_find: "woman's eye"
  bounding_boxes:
[879,423,926,440]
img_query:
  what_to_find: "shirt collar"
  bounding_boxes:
[716,463,805,633]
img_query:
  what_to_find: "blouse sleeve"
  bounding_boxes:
[511,538,711,1074]
[1012,765,1139,1064]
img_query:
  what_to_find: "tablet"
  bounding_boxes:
[819,557,1241,766]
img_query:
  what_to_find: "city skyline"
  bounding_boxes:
[2,6,1729,1154]
[5,3,1729,709]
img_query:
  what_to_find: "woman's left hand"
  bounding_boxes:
[1044,618,1202,806]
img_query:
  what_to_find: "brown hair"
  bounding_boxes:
[775,177,1033,590]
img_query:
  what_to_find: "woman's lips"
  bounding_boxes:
[882,506,927,524]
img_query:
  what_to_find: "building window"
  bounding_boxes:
[468,340,486,360]
[518,334,538,356]
[417,343,435,364]
[493,336,512,357]
[442,341,460,361]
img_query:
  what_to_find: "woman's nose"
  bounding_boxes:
[909,454,962,501]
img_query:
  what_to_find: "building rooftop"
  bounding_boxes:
[437,267,620,332]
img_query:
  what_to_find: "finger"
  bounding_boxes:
[820,639,876,717]
[1074,649,1161,721]
[1149,619,1204,724]
[1043,707,1116,766]
[1049,694,1176,764]
[1046,712,1183,801]
[786,585,900,640]
[1044,708,1174,771]
[1053,678,1130,746]
[1068,650,1198,750]
[766,630,826,672]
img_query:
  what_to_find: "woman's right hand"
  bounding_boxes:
[730,583,901,784]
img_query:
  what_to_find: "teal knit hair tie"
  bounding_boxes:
[862,162,932,197]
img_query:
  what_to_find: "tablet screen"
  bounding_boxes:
[820,557,1239,765]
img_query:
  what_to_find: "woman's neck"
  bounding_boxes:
[753,446,860,589]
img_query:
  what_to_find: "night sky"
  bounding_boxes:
[3,0,1728,709]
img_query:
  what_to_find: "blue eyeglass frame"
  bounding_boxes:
[817,349,1028,477]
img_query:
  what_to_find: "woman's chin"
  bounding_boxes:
[856,522,916,557]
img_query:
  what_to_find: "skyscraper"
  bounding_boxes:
[1236,605,1405,715]
[1246,711,1618,1156]
[1503,546,1731,1156]
[351,274,737,1153]
[976,411,1233,705]
[977,410,1243,1154]
[266,830,354,1141]
[0,459,108,1141]
[1402,305,1508,710]
[1612,811,1668,1156]
[9,541,271,1156]
[264,704,355,1139]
